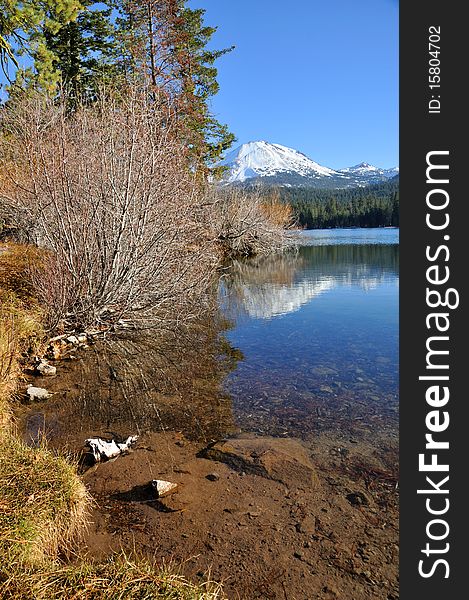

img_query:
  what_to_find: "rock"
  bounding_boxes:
[26,385,52,402]
[206,472,220,482]
[151,480,178,498]
[295,515,316,535]
[84,435,138,463]
[35,360,57,377]
[312,366,337,376]
[199,435,320,489]
[76,333,88,343]
[66,335,79,345]
[346,491,370,507]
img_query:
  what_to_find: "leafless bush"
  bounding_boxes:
[0,89,218,331]
[211,186,295,258]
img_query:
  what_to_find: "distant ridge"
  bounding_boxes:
[220,141,398,189]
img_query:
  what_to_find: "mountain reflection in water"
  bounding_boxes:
[220,232,399,438]
[221,244,399,320]
[25,229,399,446]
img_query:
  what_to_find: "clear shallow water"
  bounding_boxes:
[220,228,399,438]
[23,228,399,447]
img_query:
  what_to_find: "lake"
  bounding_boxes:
[220,228,399,439]
[22,227,399,448]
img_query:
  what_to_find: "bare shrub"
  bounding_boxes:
[259,189,295,228]
[0,89,218,331]
[211,185,295,258]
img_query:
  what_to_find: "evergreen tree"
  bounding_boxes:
[248,179,400,229]
[0,0,81,92]
[44,1,120,102]
[114,0,235,174]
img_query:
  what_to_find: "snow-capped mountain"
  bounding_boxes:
[220,140,337,183]
[220,141,398,189]
[339,162,399,184]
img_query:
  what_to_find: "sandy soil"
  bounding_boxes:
[18,352,398,600]
[73,429,398,600]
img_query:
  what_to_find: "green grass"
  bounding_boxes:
[0,431,89,565]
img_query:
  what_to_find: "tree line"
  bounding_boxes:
[1,0,234,175]
[251,179,400,229]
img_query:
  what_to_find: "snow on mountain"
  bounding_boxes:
[220,141,338,184]
[383,167,399,179]
[338,162,399,180]
[220,141,399,189]
[339,162,382,176]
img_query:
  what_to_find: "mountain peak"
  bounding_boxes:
[220,141,337,184]
[220,141,399,189]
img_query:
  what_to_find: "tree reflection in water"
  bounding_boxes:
[26,313,242,447]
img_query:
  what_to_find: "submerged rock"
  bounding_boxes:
[26,385,52,402]
[199,435,320,489]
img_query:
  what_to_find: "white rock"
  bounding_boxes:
[66,335,79,345]
[26,385,52,401]
[84,435,138,462]
[36,360,57,377]
[151,479,178,498]
[76,334,88,343]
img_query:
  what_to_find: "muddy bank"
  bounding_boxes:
[78,431,398,600]
[16,328,398,600]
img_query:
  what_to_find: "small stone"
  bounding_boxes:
[26,385,52,402]
[295,515,316,535]
[346,491,370,507]
[35,360,57,377]
[293,551,303,560]
[206,472,220,482]
[151,479,178,498]
[66,335,79,345]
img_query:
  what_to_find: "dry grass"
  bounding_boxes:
[0,245,88,568]
[0,431,89,565]
[0,244,45,303]
[0,553,224,599]
[0,244,46,426]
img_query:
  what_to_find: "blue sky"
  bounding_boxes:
[190,0,399,169]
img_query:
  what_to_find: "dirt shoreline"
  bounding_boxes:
[14,336,399,600]
[19,404,398,599]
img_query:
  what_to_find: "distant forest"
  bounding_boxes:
[255,178,399,229]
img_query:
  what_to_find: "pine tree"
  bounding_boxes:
[114,0,235,174]
[1,0,82,92]
[44,1,120,102]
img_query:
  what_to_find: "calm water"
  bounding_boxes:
[23,228,399,448]
[220,228,399,438]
